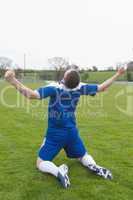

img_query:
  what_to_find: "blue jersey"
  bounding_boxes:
[36,82,98,129]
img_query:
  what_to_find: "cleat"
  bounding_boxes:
[88,164,113,180]
[58,164,70,188]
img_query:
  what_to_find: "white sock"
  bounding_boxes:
[79,152,96,167]
[38,161,59,177]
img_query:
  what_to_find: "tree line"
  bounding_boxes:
[0,56,133,82]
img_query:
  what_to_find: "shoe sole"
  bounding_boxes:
[58,171,70,188]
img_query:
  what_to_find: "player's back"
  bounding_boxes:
[47,82,80,128]
[36,82,98,129]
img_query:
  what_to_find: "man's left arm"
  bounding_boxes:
[98,67,126,92]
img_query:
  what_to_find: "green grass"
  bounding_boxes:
[81,71,127,83]
[0,81,133,200]
[1,70,128,83]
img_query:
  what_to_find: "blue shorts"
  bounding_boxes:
[38,127,86,161]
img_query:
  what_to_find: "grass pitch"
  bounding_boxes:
[0,81,133,200]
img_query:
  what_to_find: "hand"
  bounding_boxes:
[116,67,126,76]
[4,69,15,82]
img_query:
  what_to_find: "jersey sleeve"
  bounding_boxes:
[35,86,56,99]
[80,84,98,96]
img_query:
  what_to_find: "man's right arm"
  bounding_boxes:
[98,67,125,92]
[5,70,40,99]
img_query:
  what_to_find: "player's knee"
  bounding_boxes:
[79,152,96,166]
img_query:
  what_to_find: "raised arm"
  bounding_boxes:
[4,70,40,99]
[98,67,126,92]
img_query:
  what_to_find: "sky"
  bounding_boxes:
[0,0,133,69]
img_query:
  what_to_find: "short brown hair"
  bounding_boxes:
[64,69,80,89]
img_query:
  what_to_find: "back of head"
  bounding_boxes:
[63,69,80,89]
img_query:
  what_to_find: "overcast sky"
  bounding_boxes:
[0,0,133,69]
